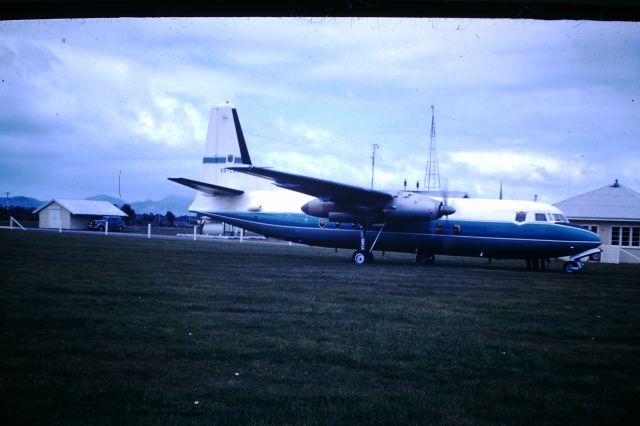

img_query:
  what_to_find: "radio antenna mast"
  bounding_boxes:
[423,105,440,191]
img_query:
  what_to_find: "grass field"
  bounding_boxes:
[1,230,639,425]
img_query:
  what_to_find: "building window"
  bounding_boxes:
[581,224,598,234]
[611,226,640,247]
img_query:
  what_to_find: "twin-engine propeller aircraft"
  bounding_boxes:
[170,103,602,272]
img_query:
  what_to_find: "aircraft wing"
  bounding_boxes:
[227,166,393,205]
[168,177,244,196]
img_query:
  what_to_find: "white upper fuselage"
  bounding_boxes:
[190,187,566,226]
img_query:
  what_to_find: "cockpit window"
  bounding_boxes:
[552,213,567,222]
[535,213,547,221]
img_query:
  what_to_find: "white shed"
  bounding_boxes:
[33,199,127,230]
[554,180,640,264]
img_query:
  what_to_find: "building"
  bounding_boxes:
[34,199,127,230]
[554,180,640,264]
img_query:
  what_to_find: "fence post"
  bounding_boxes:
[147,223,151,239]
[105,220,109,236]
[9,217,26,230]
[193,225,197,241]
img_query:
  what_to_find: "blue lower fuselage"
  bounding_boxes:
[203,212,601,259]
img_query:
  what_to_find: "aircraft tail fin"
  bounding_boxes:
[202,102,253,186]
[170,102,264,199]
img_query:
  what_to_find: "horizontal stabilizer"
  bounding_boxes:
[168,177,244,196]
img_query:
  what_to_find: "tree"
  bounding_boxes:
[120,204,136,225]
[165,211,176,227]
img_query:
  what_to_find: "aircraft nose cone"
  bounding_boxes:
[441,204,456,216]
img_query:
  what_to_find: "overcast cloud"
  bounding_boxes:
[1,18,639,204]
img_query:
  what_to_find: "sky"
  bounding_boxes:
[1,17,639,204]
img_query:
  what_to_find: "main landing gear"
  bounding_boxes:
[352,250,374,265]
[351,223,385,265]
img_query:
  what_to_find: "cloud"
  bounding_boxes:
[0,18,638,204]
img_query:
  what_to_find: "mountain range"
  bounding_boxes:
[6,194,194,216]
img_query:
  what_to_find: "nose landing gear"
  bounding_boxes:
[563,260,584,273]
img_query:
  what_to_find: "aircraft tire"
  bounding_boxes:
[563,260,581,273]
[352,250,368,265]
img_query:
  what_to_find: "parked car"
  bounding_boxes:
[88,216,126,231]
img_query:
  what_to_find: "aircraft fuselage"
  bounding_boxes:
[190,189,601,261]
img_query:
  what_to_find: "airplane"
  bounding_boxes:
[170,103,602,273]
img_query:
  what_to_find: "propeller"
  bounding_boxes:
[438,180,456,253]
[439,180,455,218]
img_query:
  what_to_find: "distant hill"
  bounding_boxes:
[131,195,192,216]
[85,194,126,206]
[6,196,44,209]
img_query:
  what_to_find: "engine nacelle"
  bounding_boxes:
[301,194,455,223]
[301,199,335,217]
[302,199,380,223]
[383,194,454,221]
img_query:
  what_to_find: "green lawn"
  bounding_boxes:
[1,230,639,425]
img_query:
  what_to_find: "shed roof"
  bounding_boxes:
[554,180,640,221]
[33,199,127,216]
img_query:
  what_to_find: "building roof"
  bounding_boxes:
[33,199,127,216]
[554,180,640,221]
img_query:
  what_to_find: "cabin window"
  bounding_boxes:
[611,226,640,247]
[535,213,547,221]
[515,211,527,222]
[453,224,461,234]
[435,223,443,234]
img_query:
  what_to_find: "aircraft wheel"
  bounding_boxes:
[416,252,435,265]
[563,260,581,273]
[352,250,368,265]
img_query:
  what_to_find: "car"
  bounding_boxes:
[88,216,126,231]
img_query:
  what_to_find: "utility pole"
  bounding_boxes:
[5,192,9,211]
[424,105,440,191]
[370,144,379,189]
